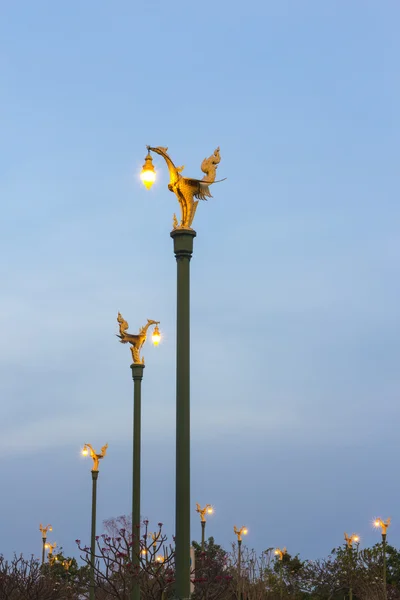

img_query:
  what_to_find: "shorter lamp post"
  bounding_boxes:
[196,503,213,551]
[344,533,359,600]
[275,548,287,600]
[116,313,160,600]
[234,526,248,599]
[374,517,391,599]
[39,524,52,564]
[82,443,108,600]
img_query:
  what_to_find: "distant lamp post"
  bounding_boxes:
[275,547,287,600]
[234,526,248,599]
[39,524,52,565]
[196,503,213,551]
[344,533,359,600]
[82,443,108,600]
[117,314,160,600]
[374,517,391,599]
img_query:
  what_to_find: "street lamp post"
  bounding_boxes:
[82,443,108,600]
[274,548,287,600]
[196,504,213,552]
[374,517,391,599]
[234,526,248,599]
[117,314,160,600]
[39,524,52,565]
[344,533,359,600]
[141,145,224,600]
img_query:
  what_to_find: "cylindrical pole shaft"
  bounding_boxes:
[201,521,205,552]
[42,537,46,565]
[238,539,242,599]
[171,229,196,600]
[382,533,387,599]
[90,470,99,600]
[280,561,283,600]
[131,363,144,600]
[347,544,353,600]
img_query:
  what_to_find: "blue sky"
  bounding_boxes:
[1,0,400,562]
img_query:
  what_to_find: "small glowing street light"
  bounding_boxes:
[373,517,391,598]
[275,548,287,600]
[39,524,53,565]
[82,444,108,600]
[196,503,214,551]
[234,526,248,599]
[344,533,359,600]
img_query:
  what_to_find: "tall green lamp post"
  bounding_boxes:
[141,145,224,599]
[39,523,52,565]
[82,443,108,600]
[374,517,391,599]
[117,314,161,600]
[274,547,287,600]
[344,532,359,600]
[196,503,213,552]
[234,526,248,599]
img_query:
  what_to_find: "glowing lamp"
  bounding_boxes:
[82,447,88,456]
[243,528,248,535]
[152,324,161,346]
[207,506,213,515]
[140,151,156,190]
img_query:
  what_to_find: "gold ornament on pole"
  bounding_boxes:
[196,503,213,523]
[275,547,287,561]
[82,443,108,472]
[140,146,225,230]
[45,542,57,561]
[344,532,360,547]
[39,523,52,538]
[117,313,160,364]
[374,517,391,535]
[233,526,248,542]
